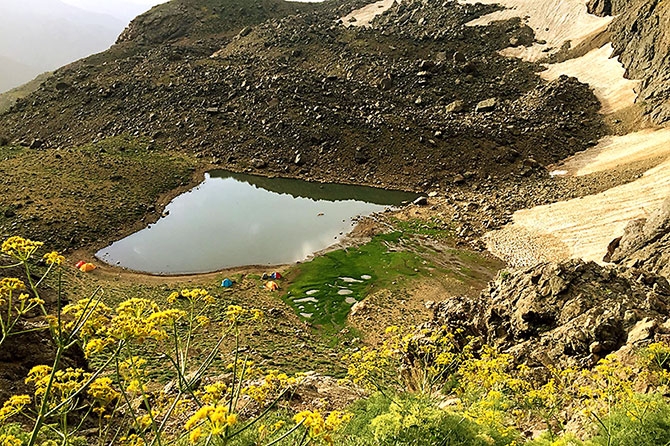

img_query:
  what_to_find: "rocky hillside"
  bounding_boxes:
[0,0,605,191]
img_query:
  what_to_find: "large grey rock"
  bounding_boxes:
[432,260,670,368]
[609,198,670,279]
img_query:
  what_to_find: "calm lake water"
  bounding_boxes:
[96,170,417,274]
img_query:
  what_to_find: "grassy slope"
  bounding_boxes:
[0,136,196,251]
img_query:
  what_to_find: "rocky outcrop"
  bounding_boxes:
[117,0,318,45]
[434,260,670,368]
[608,0,670,124]
[608,198,670,279]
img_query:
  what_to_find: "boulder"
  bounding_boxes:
[445,100,465,113]
[475,98,497,113]
[609,198,670,279]
[432,260,670,368]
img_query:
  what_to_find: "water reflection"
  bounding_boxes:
[96,171,417,274]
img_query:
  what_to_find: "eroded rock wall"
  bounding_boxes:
[608,0,670,124]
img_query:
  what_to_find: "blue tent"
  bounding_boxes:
[221,278,233,288]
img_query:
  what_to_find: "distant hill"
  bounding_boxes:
[0,0,124,92]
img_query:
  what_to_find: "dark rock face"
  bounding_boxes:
[609,198,670,279]
[586,0,612,17]
[610,0,670,124]
[434,260,670,368]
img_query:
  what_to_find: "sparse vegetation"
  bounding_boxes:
[2,237,670,445]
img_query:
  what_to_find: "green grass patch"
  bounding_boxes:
[391,217,454,238]
[283,232,430,330]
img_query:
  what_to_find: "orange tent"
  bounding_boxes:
[264,281,279,291]
[79,263,96,272]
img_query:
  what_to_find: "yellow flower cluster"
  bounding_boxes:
[42,251,65,266]
[0,434,23,446]
[345,324,468,395]
[293,410,352,446]
[87,377,120,406]
[118,357,147,394]
[184,404,238,443]
[0,278,26,306]
[26,366,91,401]
[224,305,263,323]
[0,278,25,294]
[61,298,112,338]
[0,394,31,422]
[106,298,185,343]
[243,370,298,405]
[182,288,215,304]
[119,434,146,446]
[201,382,228,404]
[1,236,43,261]
[344,346,395,389]
[641,341,670,387]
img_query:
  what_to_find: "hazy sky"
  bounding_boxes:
[59,0,169,20]
[61,0,168,7]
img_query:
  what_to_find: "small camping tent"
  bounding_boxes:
[79,263,96,272]
[265,281,279,291]
[221,278,233,288]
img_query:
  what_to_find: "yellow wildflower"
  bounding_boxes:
[61,298,112,338]
[196,315,210,327]
[0,434,23,446]
[1,236,43,260]
[0,278,25,293]
[0,394,31,422]
[184,405,237,439]
[119,434,146,446]
[189,427,202,443]
[43,251,65,265]
[202,382,227,404]
[295,409,350,443]
[139,410,158,429]
[106,298,174,342]
[87,377,120,405]
[84,338,112,358]
[126,380,142,394]
[225,305,246,322]
[185,405,214,431]
[180,288,215,304]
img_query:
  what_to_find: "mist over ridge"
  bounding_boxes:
[0,0,163,92]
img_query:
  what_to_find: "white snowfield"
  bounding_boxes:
[459,0,669,267]
[540,44,640,114]
[461,0,612,62]
[341,0,398,27]
[486,157,670,266]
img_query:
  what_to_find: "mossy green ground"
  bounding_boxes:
[284,232,430,329]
